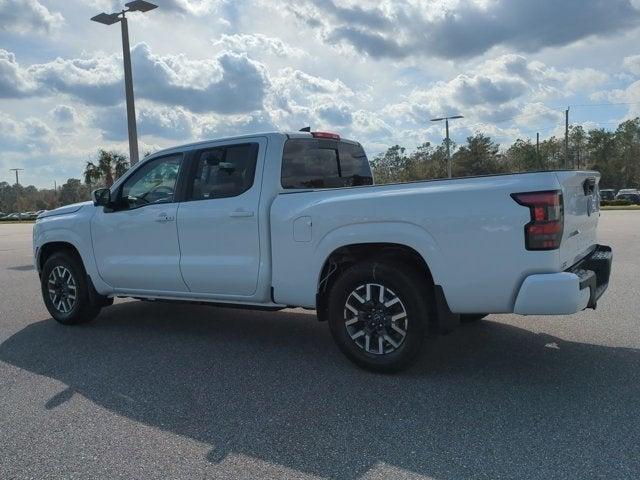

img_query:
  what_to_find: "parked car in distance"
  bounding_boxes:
[33,131,613,372]
[617,188,639,195]
[599,189,616,202]
[615,192,640,205]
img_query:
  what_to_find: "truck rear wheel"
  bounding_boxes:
[326,260,430,373]
[41,252,102,325]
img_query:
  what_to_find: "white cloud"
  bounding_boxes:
[82,0,224,16]
[623,54,640,76]
[0,0,64,35]
[592,80,640,119]
[0,112,56,152]
[129,44,271,113]
[0,49,39,98]
[12,44,271,114]
[383,55,608,128]
[351,110,393,138]
[316,103,353,125]
[271,67,355,112]
[94,104,195,141]
[51,105,77,123]
[514,103,563,127]
[198,110,278,139]
[294,0,640,60]
[28,53,123,105]
[213,33,307,58]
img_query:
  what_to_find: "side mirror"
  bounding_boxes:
[92,188,111,207]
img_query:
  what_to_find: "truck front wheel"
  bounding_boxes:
[326,261,430,373]
[41,252,102,325]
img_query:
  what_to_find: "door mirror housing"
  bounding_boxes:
[92,188,112,207]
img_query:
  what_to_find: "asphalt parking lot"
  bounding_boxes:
[1,211,639,479]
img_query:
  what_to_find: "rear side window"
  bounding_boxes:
[188,143,258,200]
[281,139,373,189]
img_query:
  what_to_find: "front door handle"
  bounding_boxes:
[155,212,175,222]
[229,209,254,218]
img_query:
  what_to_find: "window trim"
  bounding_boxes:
[113,152,186,211]
[183,142,259,202]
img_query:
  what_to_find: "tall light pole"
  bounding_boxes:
[9,168,24,186]
[91,1,158,166]
[564,107,570,169]
[430,115,464,178]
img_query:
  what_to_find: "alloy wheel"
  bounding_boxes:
[47,265,77,314]
[343,283,408,355]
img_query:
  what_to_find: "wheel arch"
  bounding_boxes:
[313,221,446,295]
[37,241,83,274]
[317,242,435,295]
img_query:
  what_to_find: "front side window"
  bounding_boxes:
[281,139,373,189]
[120,154,182,209]
[188,143,258,200]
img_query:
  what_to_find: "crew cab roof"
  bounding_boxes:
[147,131,359,159]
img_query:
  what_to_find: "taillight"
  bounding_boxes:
[511,190,564,250]
[311,131,341,140]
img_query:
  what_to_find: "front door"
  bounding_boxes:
[91,153,188,293]
[177,141,263,296]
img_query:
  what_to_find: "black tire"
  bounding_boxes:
[327,260,431,373]
[41,251,102,325]
[460,314,488,323]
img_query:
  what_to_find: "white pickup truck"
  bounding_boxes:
[33,131,612,372]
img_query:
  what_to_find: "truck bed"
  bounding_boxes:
[270,170,601,314]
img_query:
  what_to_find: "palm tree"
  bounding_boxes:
[84,150,129,189]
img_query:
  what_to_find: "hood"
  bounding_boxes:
[38,201,93,219]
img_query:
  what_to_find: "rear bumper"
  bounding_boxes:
[514,244,612,315]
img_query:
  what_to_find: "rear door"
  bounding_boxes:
[176,139,264,296]
[556,171,601,269]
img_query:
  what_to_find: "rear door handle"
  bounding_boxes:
[229,209,254,218]
[155,212,175,222]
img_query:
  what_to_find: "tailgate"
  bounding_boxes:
[556,171,601,269]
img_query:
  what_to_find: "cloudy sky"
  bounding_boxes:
[1,0,639,188]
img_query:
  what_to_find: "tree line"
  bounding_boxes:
[1,117,638,213]
[371,118,640,189]
[0,150,128,214]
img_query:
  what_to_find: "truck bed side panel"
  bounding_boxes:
[270,172,565,312]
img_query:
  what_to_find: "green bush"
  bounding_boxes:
[601,199,632,206]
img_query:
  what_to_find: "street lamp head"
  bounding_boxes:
[431,115,464,122]
[90,12,120,25]
[125,0,158,12]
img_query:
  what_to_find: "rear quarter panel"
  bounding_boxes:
[270,172,564,312]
